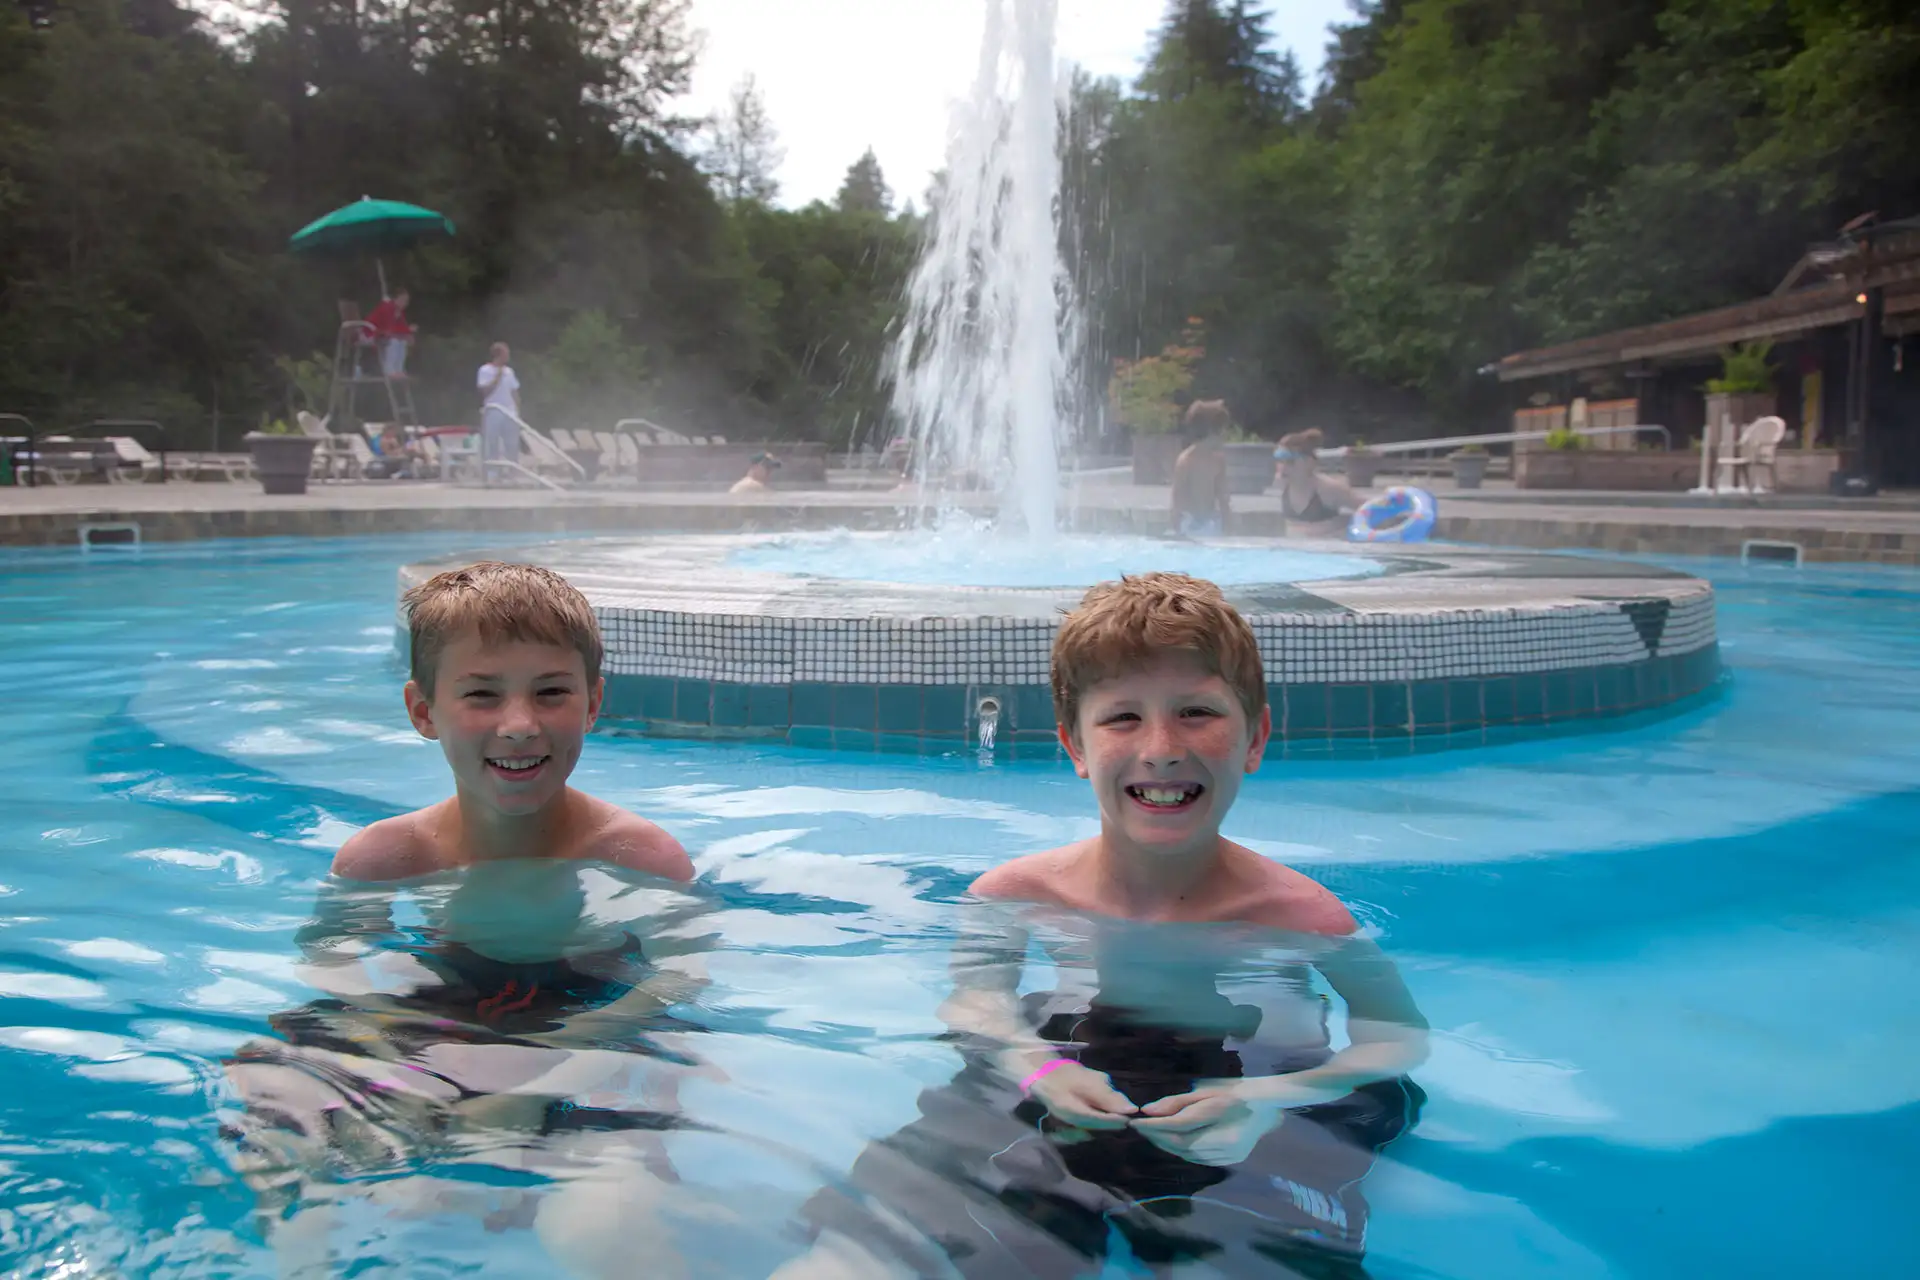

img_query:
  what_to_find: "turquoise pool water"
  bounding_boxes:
[1,534,1915,1278]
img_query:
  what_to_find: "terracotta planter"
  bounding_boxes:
[1344,452,1381,488]
[1223,442,1273,495]
[1451,453,1488,489]
[1131,433,1183,486]
[245,432,320,495]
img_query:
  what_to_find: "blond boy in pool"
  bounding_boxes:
[337,559,690,882]
[782,573,1428,1278]
[229,562,706,1278]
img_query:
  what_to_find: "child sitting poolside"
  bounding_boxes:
[781,573,1428,1279]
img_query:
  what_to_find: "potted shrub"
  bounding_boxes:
[1343,438,1381,488]
[1703,340,1776,438]
[245,418,321,495]
[1450,443,1489,489]
[1113,323,1203,485]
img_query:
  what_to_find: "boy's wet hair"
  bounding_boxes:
[1183,399,1231,437]
[1051,572,1266,734]
[402,561,602,694]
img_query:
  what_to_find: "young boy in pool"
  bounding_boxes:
[227,561,703,1278]
[335,558,691,883]
[781,573,1428,1279]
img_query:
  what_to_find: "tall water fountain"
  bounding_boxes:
[889,0,1078,535]
[399,0,1719,751]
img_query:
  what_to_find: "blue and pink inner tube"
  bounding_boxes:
[1348,485,1438,543]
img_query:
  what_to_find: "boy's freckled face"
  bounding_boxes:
[404,634,602,818]
[1063,650,1269,854]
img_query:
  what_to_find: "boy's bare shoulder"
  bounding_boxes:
[575,794,694,883]
[1230,845,1356,936]
[968,843,1084,905]
[332,810,443,882]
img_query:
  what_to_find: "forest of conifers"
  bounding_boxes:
[2,0,1915,449]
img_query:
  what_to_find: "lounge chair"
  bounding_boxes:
[616,433,644,476]
[104,436,251,483]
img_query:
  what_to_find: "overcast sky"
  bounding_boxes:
[678,0,1354,209]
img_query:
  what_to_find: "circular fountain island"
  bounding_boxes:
[399,1,1715,751]
[399,531,1717,752]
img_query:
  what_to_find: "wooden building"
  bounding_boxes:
[1495,215,1920,488]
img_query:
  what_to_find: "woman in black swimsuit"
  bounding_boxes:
[1274,430,1359,537]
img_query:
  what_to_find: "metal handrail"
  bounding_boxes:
[0,412,36,487]
[498,408,586,479]
[1321,423,1670,458]
[613,417,690,443]
[481,458,567,494]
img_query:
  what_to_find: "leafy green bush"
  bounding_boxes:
[1706,341,1774,395]
[1545,427,1585,451]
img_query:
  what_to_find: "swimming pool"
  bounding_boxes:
[0,533,1914,1277]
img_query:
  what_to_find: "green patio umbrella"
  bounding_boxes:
[288,196,455,297]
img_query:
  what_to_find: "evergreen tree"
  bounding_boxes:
[835,147,892,216]
[700,73,784,205]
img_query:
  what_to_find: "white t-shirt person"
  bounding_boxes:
[475,343,522,470]
[477,355,520,413]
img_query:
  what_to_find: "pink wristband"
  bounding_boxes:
[1019,1058,1073,1095]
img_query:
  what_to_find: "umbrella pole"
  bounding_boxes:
[377,257,389,300]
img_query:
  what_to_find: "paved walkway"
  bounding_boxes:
[4,475,1919,564]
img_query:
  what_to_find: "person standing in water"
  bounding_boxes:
[779,573,1428,1279]
[1169,400,1232,537]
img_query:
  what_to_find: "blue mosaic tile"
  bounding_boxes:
[641,675,675,722]
[712,683,749,728]
[791,682,833,728]
[1593,666,1623,712]
[923,684,965,731]
[1283,685,1328,735]
[1013,685,1054,733]
[674,678,712,724]
[600,678,644,722]
[1409,681,1447,735]
[1479,677,1513,725]
[833,684,877,731]
[1544,671,1577,720]
[1513,674,1546,723]
[747,683,790,727]
[877,685,920,733]
[1372,683,1410,736]
[1446,679,1483,729]
[1328,685,1372,735]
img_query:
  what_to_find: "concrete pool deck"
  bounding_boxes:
[5,475,1920,564]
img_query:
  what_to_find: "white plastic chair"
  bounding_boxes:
[1717,415,1787,493]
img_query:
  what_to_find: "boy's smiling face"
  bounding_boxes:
[1061,649,1270,856]
[404,632,602,818]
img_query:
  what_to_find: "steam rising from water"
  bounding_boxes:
[889,0,1079,536]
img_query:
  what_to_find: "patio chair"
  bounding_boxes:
[587,430,622,475]
[295,410,355,480]
[616,433,644,476]
[1718,415,1787,493]
[340,431,378,479]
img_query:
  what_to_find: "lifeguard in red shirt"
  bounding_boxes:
[365,288,416,378]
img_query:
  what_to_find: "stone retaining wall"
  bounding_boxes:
[1516,449,1840,493]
